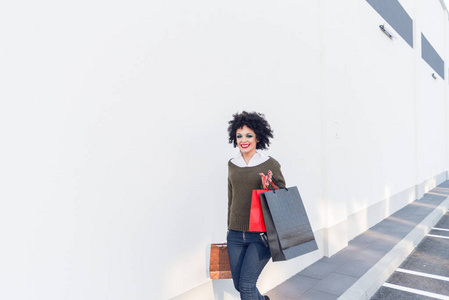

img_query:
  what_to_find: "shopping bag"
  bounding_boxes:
[249,171,279,232]
[209,243,232,279]
[260,186,318,261]
[249,189,268,232]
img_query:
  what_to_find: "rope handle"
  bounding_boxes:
[259,170,279,191]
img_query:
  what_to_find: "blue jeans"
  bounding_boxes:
[227,230,271,300]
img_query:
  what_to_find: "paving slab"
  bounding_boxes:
[334,258,376,278]
[265,275,319,299]
[300,261,341,279]
[300,289,338,300]
[313,273,359,296]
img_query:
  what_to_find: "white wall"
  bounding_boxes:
[319,0,418,251]
[0,1,448,300]
[414,0,448,187]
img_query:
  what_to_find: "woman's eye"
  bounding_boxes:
[236,134,242,138]
[246,134,254,138]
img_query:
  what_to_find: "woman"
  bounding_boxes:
[227,111,286,300]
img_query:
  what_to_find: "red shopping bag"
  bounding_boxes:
[249,189,268,232]
[248,171,279,232]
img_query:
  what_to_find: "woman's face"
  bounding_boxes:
[236,125,257,156]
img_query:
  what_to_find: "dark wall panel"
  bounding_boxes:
[366,0,413,48]
[422,34,445,79]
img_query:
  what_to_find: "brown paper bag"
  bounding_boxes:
[209,243,232,279]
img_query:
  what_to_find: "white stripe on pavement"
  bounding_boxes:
[396,268,449,282]
[433,227,449,232]
[427,234,449,240]
[383,283,449,300]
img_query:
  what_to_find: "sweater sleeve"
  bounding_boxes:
[272,161,286,189]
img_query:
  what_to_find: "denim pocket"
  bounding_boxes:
[260,233,268,247]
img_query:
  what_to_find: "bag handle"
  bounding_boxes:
[259,170,279,190]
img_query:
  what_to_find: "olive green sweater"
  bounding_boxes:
[227,157,286,232]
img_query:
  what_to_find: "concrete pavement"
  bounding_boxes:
[371,211,449,299]
[265,181,449,300]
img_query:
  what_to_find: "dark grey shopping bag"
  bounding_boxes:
[260,186,318,261]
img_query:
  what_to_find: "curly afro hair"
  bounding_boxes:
[228,111,274,150]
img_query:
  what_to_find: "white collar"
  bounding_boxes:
[230,151,269,167]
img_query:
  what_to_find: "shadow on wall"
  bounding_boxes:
[345,176,444,243]
[212,280,239,300]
